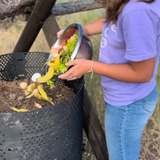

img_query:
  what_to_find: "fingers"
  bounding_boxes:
[51,30,64,49]
[51,44,54,49]
[58,69,74,80]
[58,60,79,80]
[65,75,81,81]
[65,60,76,67]
[57,30,64,38]
[59,72,81,81]
[58,59,88,81]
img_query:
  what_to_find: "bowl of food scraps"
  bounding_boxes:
[36,23,93,86]
[49,22,93,61]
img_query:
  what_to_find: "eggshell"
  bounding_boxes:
[20,82,28,90]
[51,53,59,60]
[31,73,42,82]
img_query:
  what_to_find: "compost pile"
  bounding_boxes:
[0,29,80,113]
[0,79,75,113]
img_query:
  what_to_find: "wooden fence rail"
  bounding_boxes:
[52,0,103,16]
[0,0,103,20]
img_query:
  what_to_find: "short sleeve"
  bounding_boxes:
[122,8,157,61]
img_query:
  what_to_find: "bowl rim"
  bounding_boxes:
[69,23,83,60]
[55,22,83,61]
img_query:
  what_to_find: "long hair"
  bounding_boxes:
[103,0,155,24]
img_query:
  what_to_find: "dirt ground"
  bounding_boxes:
[0,79,75,113]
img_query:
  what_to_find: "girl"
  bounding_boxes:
[57,0,160,159]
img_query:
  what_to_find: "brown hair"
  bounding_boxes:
[103,0,155,24]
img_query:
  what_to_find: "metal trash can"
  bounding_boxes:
[0,52,84,160]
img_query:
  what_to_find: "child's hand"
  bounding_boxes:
[51,29,64,49]
[58,59,92,81]
[57,30,64,38]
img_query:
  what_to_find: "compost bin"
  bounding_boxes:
[0,52,84,160]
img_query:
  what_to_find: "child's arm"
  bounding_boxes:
[83,18,104,36]
[57,18,104,38]
[90,57,155,83]
[58,57,155,83]
[52,18,104,48]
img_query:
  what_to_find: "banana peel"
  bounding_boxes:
[34,102,42,109]
[26,89,38,98]
[47,61,55,67]
[36,61,54,83]
[41,60,55,70]
[10,107,29,112]
[25,83,36,96]
[34,92,52,101]
[37,84,54,105]
[34,92,43,100]
[36,52,62,83]
[54,52,62,70]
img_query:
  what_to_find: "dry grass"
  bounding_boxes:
[0,20,50,54]
[140,107,160,160]
[0,8,160,159]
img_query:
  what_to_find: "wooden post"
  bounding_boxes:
[42,14,109,160]
[42,15,60,48]
[83,88,109,160]
[13,0,57,52]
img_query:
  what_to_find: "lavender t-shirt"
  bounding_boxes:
[99,0,160,106]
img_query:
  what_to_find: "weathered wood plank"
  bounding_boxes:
[0,0,104,20]
[0,0,35,20]
[52,0,104,16]
[42,14,109,160]
[13,0,57,52]
[83,88,109,160]
[42,15,60,48]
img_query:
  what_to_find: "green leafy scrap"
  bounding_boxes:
[65,34,78,55]
[46,33,78,88]
[73,34,78,39]
[47,80,55,89]
[57,63,68,73]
